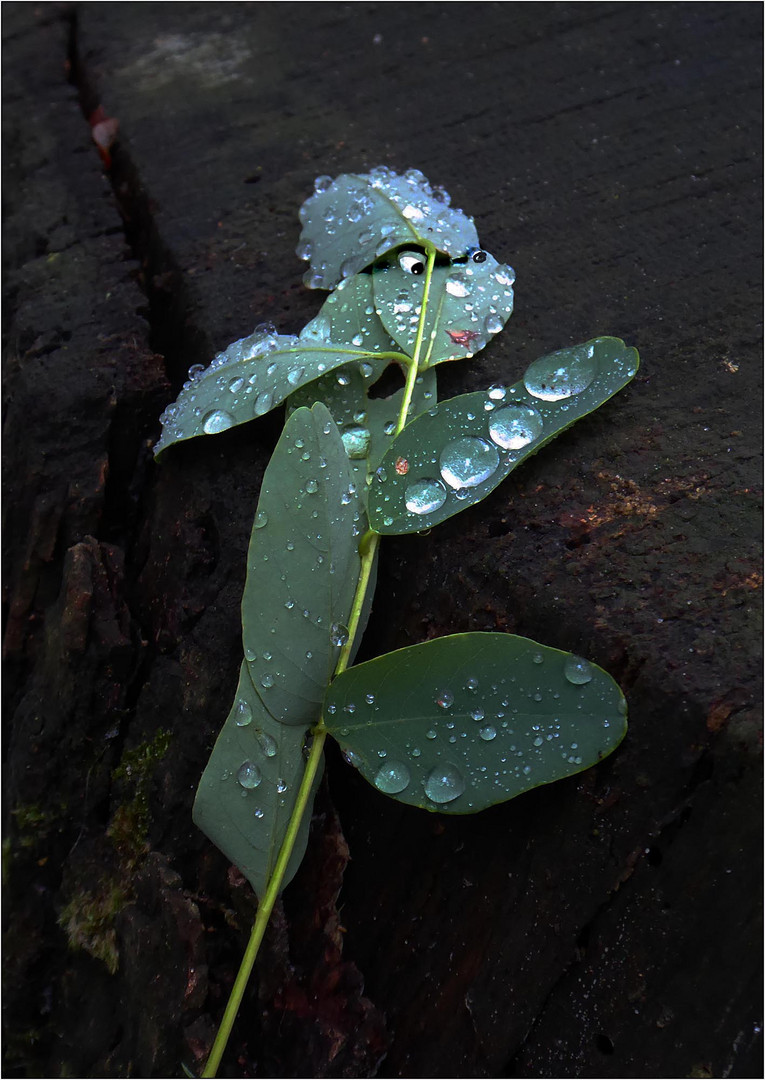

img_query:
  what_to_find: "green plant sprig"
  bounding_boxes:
[155,166,639,1077]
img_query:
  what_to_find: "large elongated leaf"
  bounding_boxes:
[373,251,515,365]
[323,633,627,814]
[244,403,362,724]
[193,662,323,897]
[154,327,386,457]
[296,167,479,290]
[368,337,639,535]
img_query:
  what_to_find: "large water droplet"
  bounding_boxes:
[484,313,504,335]
[435,690,454,709]
[488,405,544,450]
[374,760,411,794]
[445,275,470,298]
[341,425,371,459]
[524,344,597,401]
[439,437,499,490]
[564,655,594,685]
[235,700,253,726]
[314,175,333,193]
[330,623,349,647]
[287,366,305,386]
[257,731,278,757]
[405,478,447,515]
[480,726,497,741]
[237,761,262,789]
[305,479,319,494]
[228,376,245,393]
[203,409,234,434]
[260,673,275,689]
[424,763,465,804]
[254,510,268,529]
[254,390,274,416]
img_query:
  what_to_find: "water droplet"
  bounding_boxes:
[435,690,454,709]
[466,677,479,691]
[336,371,351,386]
[471,708,485,721]
[330,623,349,647]
[488,405,544,450]
[235,700,253,726]
[488,384,506,402]
[365,693,375,705]
[245,646,257,662]
[260,673,274,689]
[188,363,206,380]
[257,731,278,757]
[439,437,500,490]
[305,479,319,494]
[426,729,437,740]
[533,736,544,747]
[254,510,268,529]
[480,726,497,741]
[360,361,374,378]
[341,425,371,459]
[424,763,465,804]
[228,376,245,393]
[383,420,396,436]
[276,778,288,793]
[405,478,447,515]
[254,390,274,416]
[202,409,234,434]
[287,366,305,386]
[484,313,504,335]
[314,174,333,193]
[445,276,470,298]
[533,653,544,664]
[351,333,364,347]
[524,344,597,401]
[402,203,425,221]
[564,655,594,685]
[374,761,411,794]
[237,761,262,789]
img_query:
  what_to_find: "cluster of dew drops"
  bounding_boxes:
[382,342,601,522]
[296,165,475,288]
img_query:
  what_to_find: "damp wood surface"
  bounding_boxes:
[2,3,761,1078]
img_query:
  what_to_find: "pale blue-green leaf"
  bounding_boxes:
[296,167,479,290]
[323,633,627,815]
[301,273,402,362]
[373,251,515,365]
[244,403,362,723]
[368,337,639,534]
[154,328,379,457]
[193,662,323,897]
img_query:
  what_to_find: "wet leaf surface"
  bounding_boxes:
[154,328,384,456]
[373,250,515,365]
[193,662,322,897]
[243,403,362,723]
[323,632,627,814]
[296,167,479,290]
[368,337,639,534]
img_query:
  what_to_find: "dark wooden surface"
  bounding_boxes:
[3,3,762,1078]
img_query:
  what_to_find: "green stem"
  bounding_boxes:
[201,244,438,1078]
[201,728,327,1079]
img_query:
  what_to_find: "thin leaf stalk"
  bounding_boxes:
[201,247,438,1078]
[201,728,327,1079]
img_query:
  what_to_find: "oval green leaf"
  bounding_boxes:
[368,337,639,535]
[154,327,384,457]
[296,168,479,290]
[244,403,362,724]
[373,252,515,365]
[323,633,627,815]
[193,661,323,897]
[301,273,402,362]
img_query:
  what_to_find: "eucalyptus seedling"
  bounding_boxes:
[155,166,639,1077]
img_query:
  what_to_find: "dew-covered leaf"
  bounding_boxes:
[374,250,515,365]
[368,337,639,535]
[244,403,362,724]
[193,662,323,897]
[297,167,479,291]
[323,633,627,815]
[154,326,384,457]
[301,273,402,362]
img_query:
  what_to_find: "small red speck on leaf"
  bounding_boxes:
[447,329,480,348]
[395,457,409,475]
